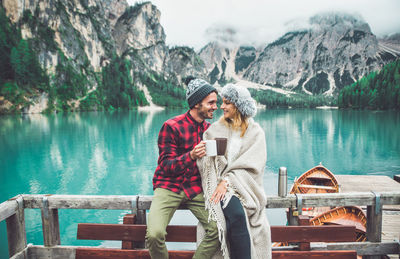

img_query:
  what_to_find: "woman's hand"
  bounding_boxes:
[210,180,228,204]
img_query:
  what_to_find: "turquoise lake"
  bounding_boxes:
[1,109,400,257]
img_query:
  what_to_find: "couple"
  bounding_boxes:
[145,78,272,259]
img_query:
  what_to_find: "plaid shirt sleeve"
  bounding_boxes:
[157,122,195,176]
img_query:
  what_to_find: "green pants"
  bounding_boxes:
[146,188,220,259]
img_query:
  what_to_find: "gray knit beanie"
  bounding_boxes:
[186,78,217,108]
[221,83,257,117]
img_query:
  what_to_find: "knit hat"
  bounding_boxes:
[221,83,257,117]
[186,78,217,108]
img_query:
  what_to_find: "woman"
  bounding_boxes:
[197,83,272,259]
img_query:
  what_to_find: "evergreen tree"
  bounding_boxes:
[101,53,148,110]
[338,59,400,110]
[0,7,20,85]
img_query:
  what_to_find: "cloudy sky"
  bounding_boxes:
[128,0,400,50]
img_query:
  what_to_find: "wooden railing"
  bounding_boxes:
[1,192,400,259]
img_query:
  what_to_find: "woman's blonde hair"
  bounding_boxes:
[221,105,248,137]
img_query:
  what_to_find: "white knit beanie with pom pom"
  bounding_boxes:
[220,84,257,118]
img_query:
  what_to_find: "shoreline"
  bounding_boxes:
[316,106,339,109]
[138,105,165,112]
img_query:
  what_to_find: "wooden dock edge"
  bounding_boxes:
[2,192,400,259]
[9,242,400,259]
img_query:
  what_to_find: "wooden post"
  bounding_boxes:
[135,196,146,248]
[136,196,147,225]
[41,196,60,246]
[297,215,311,250]
[287,207,298,226]
[6,196,27,257]
[122,214,137,249]
[297,215,310,226]
[364,192,383,259]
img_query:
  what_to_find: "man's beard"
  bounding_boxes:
[197,103,213,120]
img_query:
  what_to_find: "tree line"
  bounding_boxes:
[249,89,336,109]
[338,59,400,110]
[0,7,49,111]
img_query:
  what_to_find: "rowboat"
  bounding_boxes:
[274,205,367,248]
[290,163,339,194]
[310,206,367,242]
[289,164,339,216]
[275,164,343,247]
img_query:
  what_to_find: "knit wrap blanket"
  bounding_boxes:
[197,119,272,259]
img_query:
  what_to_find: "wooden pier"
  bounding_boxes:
[0,175,399,259]
[336,175,400,245]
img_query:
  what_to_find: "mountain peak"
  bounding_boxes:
[309,12,371,33]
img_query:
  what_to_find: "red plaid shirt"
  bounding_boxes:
[153,111,210,199]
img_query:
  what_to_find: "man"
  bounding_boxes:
[146,78,220,259]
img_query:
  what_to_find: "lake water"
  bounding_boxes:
[1,109,399,257]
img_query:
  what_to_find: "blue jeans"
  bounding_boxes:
[222,196,251,259]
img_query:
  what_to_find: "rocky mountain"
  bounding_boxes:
[165,46,208,83]
[1,1,399,113]
[202,13,400,96]
[378,33,400,54]
[199,43,260,86]
[0,0,206,113]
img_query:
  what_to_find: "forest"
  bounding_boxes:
[338,59,400,110]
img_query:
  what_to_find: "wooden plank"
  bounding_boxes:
[76,248,357,259]
[382,212,400,242]
[271,226,356,242]
[41,197,61,246]
[313,241,400,256]
[9,247,28,259]
[365,205,383,259]
[297,184,337,190]
[122,214,136,249]
[78,224,355,243]
[26,242,399,258]
[135,209,147,248]
[271,250,357,258]
[77,224,197,242]
[297,215,311,226]
[0,199,18,222]
[76,248,193,259]
[27,245,77,259]
[23,194,138,210]
[337,175,400,193]
[366,205,382,243]
[267,196,297,208]
[6,196,26,257]
[20,192,400,210]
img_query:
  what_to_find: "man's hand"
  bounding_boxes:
[190,141,206,160]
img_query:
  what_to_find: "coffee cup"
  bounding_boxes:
[215,138,227,156]
[205,140,217,156]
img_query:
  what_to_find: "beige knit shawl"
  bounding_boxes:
[197,118,272,259]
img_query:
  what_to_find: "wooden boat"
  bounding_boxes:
[275,206,368,248]
[289,164,339,216]
[310,206,367,242]
[290,163,339,195]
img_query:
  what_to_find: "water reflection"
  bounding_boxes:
[261,109,400,179]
